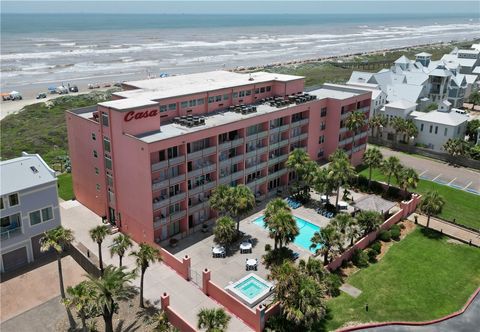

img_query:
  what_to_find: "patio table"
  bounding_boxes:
[212,245,226,258]
[240,241,252,253]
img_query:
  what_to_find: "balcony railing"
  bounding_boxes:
[151,160,168,172]
[1,227,22,240]
[269,139,289,150]
[170,210,186,222]
[246,176,267,188]
[290,118,308,128]
[267,168,288,180]
[268,154,288,165]
[189,181,216,195]
[188,163,216,178]
[189,200,209,214]
[290,132,308,143]
[245,162,267,175]
[153,192,186,210]
[187,146,216,161]
[246,130,268,142]
[269,124,289,134]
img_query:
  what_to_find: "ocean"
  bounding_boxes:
[1,13,479,93]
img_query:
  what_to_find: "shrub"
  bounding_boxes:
[367,249,378,263]
[378,230,391,242]
[351,249,369,268]
[398,223,406,230]
[265,243,272,252]
[263,247,295,269]
[325,273,343,297]
[370,241,382,254]
[390,225,401,241]
[341,259,349,269]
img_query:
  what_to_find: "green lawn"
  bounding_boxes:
[359,167,480,230]
[327,228,480,330]
[57,173,74,201]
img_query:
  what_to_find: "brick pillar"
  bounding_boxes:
[183,255,191,281]
[202,268,211,295]
[161,292,170,310]
[255,304,266,332]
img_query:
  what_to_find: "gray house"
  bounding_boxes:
[0,153,61,273]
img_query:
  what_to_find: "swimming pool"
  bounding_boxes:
[253,215,322,253]
[225,273,274,307]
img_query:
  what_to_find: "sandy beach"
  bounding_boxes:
[0,39,475,122]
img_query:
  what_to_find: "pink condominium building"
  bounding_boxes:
[66,71,370,245]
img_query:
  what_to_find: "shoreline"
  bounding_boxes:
[1,38,476,121]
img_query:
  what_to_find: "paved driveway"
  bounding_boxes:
[374,146,480,195]
[362,290,480,332]
[60,200,252,331]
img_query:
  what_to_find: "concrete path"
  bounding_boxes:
[0,296,66,332]
[340,284,363,298]
[362,290,480,332]
[374,145,480,195]
[60,201,252,331]
[409,214,480,247]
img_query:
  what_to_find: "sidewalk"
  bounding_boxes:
[409,214,480,247]
[60,200,252,331]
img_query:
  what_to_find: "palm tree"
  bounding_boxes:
[327,149,355,211]
[89,225,109,274]
[369,114,387,138]
[151,311,178,332]
[404,119,418,144]
[230,184,255,231]
[197,308,231,332]
[363,147,383,189]
[209,184,232,217]
[109,233,133,267]
[213,216,237,250]
[87,265,136,332]
[443,138,469,162]
[266,208,299,249]
[63,281,97,332]
[469,89,480,106]
[345,110,366,158]
[286,148,313,196]
[130,243,161,308]
[40,226,76,328]
[346,218,361,246]
[264,198,291,250]
[397,168,419,196]
[382,156,403,191]
[419,191,445,228]
[356,210,384,236]
[310,225,340,265]
[391,117,407,143]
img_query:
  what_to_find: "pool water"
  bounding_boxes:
[234,276,270,299]
[253,215,322,253]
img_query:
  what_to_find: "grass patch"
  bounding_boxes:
[0,89,119,167]
[359,167,480,230]
[327,228,480,330]
[57,173,74,201]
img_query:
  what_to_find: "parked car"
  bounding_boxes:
[36,93,47,99]
[113,82,122,87]
[69,85,79,93]
[103,83,111,88]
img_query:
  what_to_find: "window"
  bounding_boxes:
[9,194,19,207]
[160,105,167,112]
[208,96,214,103]
[435,126,438,134]
[215,95,222,102]
[320,122,326,130]
[96,184,100,191]
[30,210,42,225]
[320,107,327,117]
[444,128,448,136]
[260,87,265,93]
[1,213,21,233]
[239,91,246,97]
[95,167,99,175]
[167,146,179,159]
[0,198,3,210]
[420,124,424,132]
[197,99,204,105]
[105,156,112,170]
[429,125,433,133]
[189,99,196,107]
[318,135,325,144]
[93,150,98,158]
[168,103,177,110]
[266,86,271,92]
[103,137,111,153]
[254,88,260,94]
[107,174,113,187]
[42,207,53,222]
[246,90,252,96]
[91,133,96,141]
[101,113,109,127]
[233,92,238,98]
[223,94,229,100]
[317,149,324,158]
[181,101,188,108]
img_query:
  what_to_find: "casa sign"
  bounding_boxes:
[124,109,158,122]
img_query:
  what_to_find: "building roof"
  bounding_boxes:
[471,44,480,51]
[114,71,303,101]
[404,72,429,85]
[472,66,480,74]
[457,49,480,55]
[313,84,371,100]
[385,99,417,110]
[415,52,432,57]
[395,55,411,64]
[429,67,452,77]
[354,195,396,214]
[441,54,477,69]
[386,84,424,103]
[99,98,159,111]
[414,109,469,126]
[464,74,478,84]
[0,153,56,195]
[347,71,374,84]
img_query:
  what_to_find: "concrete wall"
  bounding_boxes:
[327,194,421,271]
[156,245,191,280]
[160,293,197,332]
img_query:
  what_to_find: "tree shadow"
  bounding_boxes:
[135,304,161,324]
[115,319,140,332]
[420,227,444,240]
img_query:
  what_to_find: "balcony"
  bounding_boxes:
[170,192,186,204]
[268,168,288,180]
[246,176,267,188]
[168,155,185,166]
[269,139,289,150]
[269,124,289,134]
[189,200,209,214]
[290,118,308,128]
[246,130,268,142]
[189,181,216,195]
[188,163,216,178]
[246,146,267,158]
[339,127,348,134]
[187,146,216,161]
[151,160,168,172]
[152,178,169,191]
[153,217,167,229]
[219,137,243,150]
[290,132,308,143]
[1,227,22,240]
[353,143,367,153]
[268,154,288,165]
[169,174,186,186]
[153,197,169,210]
[170,210,186,222]
[219,154,244,167]
[245,162,267,175]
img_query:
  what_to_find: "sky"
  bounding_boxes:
[2,0,478,14]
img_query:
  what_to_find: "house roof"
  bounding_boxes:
[0,153,56,195]
[414,109,469,126]
[395,55,411,64]
[415,52,432,57]
[386,84,424,103]
[385,99,417,110]
[441,54,477,69]
[348,71,374,84]
[472,66,480,74]
[404,72,429,85]
[354,195,396,214]
[464,74,478,84]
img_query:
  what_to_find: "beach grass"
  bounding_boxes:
[326,227,480,330]
[0,89,118,167]
[359,167,480,230]
[57,173,74,201]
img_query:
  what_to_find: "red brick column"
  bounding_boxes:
[183,255,191,280]
[202,268,211,295]
[161,292,170,309]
